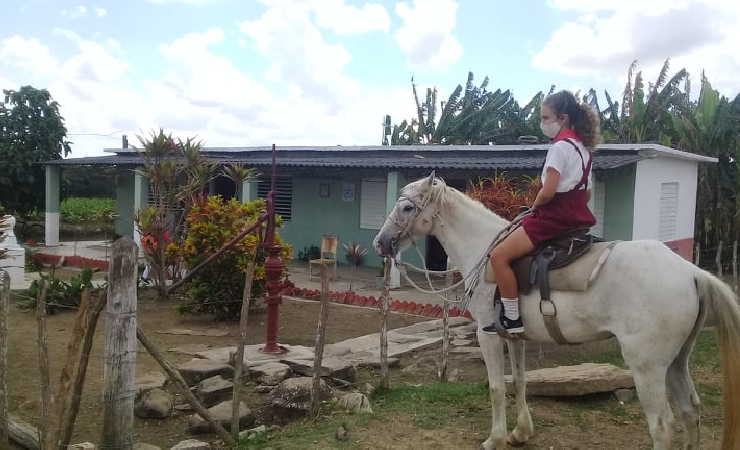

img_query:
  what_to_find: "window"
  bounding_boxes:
[589,179,606,238]
[360,179,387,230]
[258,177,293,221]
[659,182,679,241]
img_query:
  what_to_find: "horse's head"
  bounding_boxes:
[373,171,446,257]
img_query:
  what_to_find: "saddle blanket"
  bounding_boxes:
[484,241,618,292]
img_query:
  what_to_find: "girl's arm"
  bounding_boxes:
[532,167,560,209]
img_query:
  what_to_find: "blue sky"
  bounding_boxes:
[2,0,739,157]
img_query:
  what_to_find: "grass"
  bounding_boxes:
[60,197,115,223]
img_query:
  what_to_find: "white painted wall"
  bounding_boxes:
[632,157,698,241]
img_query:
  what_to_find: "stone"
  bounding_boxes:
[187,400,254,434]
[135,388,174,419]
[170,439,210,450]
[250,362,291,386]
[449,346,482,357]
[197,344,314,366]
[447,368,461,382]
[196,375,233,407]
[134,444,161,450]
[280,357,356,382]
[355,357,400,369]
[324,343,351,357]
[177,358,234,386]
[135,371,167,392]
[238,424,267,440]
[451,338,472,346]
[255,385,274,394]
[157,328,229,337]
[270,377,331,411]
[336,392,373,414]
[68,443,96,449]
[504,363,634,397]
[360,382,377,396]
[168,343,210,356]
[614,388,636,403]
[335,425,349,441]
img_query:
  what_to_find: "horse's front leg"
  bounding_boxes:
[478,329,508,449]
[506,339,533,446]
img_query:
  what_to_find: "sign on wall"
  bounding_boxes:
[341,182,355,202]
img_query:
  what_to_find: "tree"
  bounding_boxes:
[0,86,71,214]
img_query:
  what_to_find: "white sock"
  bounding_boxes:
[502,297,520,320]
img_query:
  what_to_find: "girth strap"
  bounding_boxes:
[536,248,571,345]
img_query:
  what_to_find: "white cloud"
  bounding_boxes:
[394,0,462,69]
[308,0,390,35]
[95,7,107,17]
[61,5,88,19]
[535,0,740,95]
[146,0,215,4]
[0,35,59,75]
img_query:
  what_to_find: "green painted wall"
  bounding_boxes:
[602,165,635,240]
[278,173,425,270]
[115,169,135,237]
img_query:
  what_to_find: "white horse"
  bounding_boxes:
[373,173,740,450]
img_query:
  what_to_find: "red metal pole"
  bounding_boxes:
[260,144,287,355]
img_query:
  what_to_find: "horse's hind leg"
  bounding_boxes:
[667,355,701,449]
[507,339,533,446]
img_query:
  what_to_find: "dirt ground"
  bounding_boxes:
[6,289,423,448]
[6,288,726,449]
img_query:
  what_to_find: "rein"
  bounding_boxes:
[390,182,531,309]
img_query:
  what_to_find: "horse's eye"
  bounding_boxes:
[403,205,414,212]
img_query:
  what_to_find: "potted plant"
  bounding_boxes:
[342,242,367,292]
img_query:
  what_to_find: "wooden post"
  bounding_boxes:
[8,414,40,449]
[716,240,723,277]
[232,260,256,442]
[0,270,9,448]
[136,327,236,447]
[52,290,106,448]
[310,264,331,417]
[101,238,138,449]
[695,242,701,267]
[379,257,392,389]
[36,281,52,450]
[439,299,449,382]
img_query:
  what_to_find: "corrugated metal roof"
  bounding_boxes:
[44,150,643,170]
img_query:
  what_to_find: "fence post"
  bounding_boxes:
[716,240,723,277]
[101,237,138,449]
[36,282,52,450]
[0,270,9,448]
[310,264,331,417]
[232,260,256,442]
[734,241,738,292]
[380,257,391,389]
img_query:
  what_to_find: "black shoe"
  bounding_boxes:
[481,305,525,335]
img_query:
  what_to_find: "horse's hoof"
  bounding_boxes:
[507,435,527,448]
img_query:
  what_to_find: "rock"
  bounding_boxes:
[135,371,167,392]
[359,382,377,396]
[157,328,229,337]
[177,358,234,386]
[170,439,210,450]
[68,443,96,449]
[451,338,472,346]
[280,357,356,382]
[449,346,481,354]
[335,425,349,441]
[614,388,636,403]
[447,368,461,382]
[355,357,400,369]
[270,377,331,411]
[174,402,193,412]
[336,392,373,414]
[135,388,174,419]
[239,424,267,440]
[168,343,210,356]
[504,363,634,397]
[250,362,291,386]
[255,385,275,394]
[134,444,161,450]
[324,343,351,357]
[196,375,233,407]
[187,400,254,434]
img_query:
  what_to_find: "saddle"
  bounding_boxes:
[485,229,619,344]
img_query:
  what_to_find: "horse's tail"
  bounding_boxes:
[696,269,740,450]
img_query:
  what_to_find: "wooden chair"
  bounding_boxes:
[309,235,339,280]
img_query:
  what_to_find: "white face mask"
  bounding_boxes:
[540,120,561,138]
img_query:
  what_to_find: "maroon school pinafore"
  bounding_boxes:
[521,131,596,245]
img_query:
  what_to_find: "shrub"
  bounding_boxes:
[297,245,320,262]
[175,196,292,320]
[467,173,540,220]
[60,197,116,223]
[22,268,96,313]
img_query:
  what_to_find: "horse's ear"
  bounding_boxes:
[423,171,436,190]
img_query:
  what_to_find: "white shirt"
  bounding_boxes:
[541,139,593,192]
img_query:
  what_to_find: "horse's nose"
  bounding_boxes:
[373,235,392,256]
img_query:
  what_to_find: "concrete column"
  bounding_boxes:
[133,170,149,249]
[385,171,402,288]
[44,165,61,246]
[239,179,259,203]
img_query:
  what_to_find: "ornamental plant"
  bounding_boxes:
[467,173,540,220]
[176,196,291,320]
